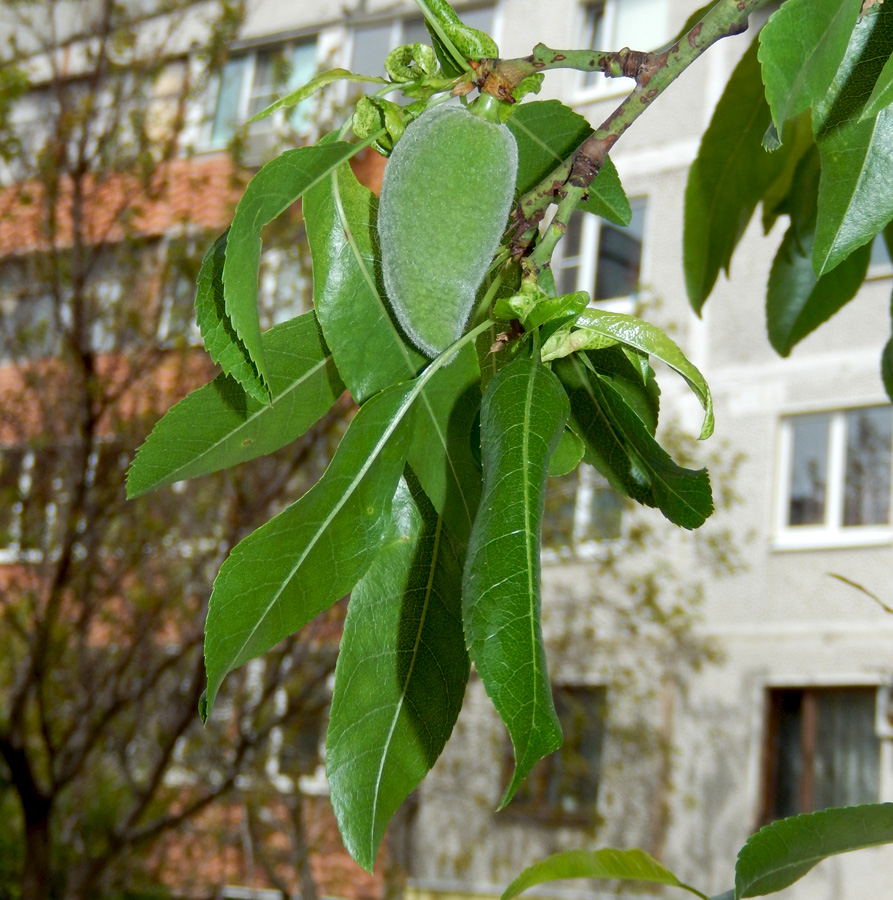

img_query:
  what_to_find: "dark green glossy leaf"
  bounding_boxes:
[194,230,263,401]
[202,380,415,714]
[684,40,791,311]
[585,345,659,436]
[758,0,860,136]
[862,48,893,119]
[223,140,359,401]
[506,101,630,226]
[557,357,712,530]
[760,116,815,234]
[406,344,482,546]
[127,312,344,497]
[463,354,568,808]
[327,476,469,872]
[883,336,893,402]
[542,310,712,439]
[735,804,893,898]
[304,160,425,403]
[813,2,893,275]
[502,848,708,900]
[548,427,585,478]
[768,232,870,354]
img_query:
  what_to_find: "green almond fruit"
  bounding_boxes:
[377,102,518,358]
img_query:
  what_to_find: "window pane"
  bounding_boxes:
[870,232,892,269]
[787,413,830,526]
[210,56,249,148]
[614,0,671,51]
[351,23,393,80]
[459,6,496,34]
[549,687,605,816]
[401,16,430,46]
[542,471,578,550]
[594,201,644,300]
[247,49,277,118]
[843,406,892,526]
[587,485,623,541]
[766,687,879,822]
[814,689,879,810]
[0,294,58,362]
[769,691,804,820]
[0,449,26,548]
[581,2,607,88]
[285,43,318,133]
[509,685,606,820]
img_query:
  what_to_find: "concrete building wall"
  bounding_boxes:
[5,0,891,895]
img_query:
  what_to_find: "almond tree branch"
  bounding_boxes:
[498,0,768,273]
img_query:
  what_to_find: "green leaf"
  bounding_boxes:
[813,2,893,275]
[462,354,569,809]
[202,380,415,714]
[767,148,871,359]
[506,101,630,226]
[548,427,585,478]
[768,232,870,354]
[862,49,893,120]
[883,335,893,402]
[327,475,469,872]
[127,312,344,498]
[222,140,360,401]
[502,848,709,900]
[760,115,816,234]
[586,345,660,436]
[735,804,893,898]
[815,110,893,273]
[758,0,860,137]
[417,0,496,77]
[406,344,482,546]
[557,357,713,530]
[248,68,389,124]
[684,40,792,312]
[304,160,426,402]
[543,309,713,440]
[194,230,263,401]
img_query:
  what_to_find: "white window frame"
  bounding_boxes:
[548,197,648,313]
[201,38,318,151]
[773,405,893,550]
[575,0,672,102]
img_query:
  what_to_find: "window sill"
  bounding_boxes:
[771,528,893,552]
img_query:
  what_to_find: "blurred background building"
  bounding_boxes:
[1,1,892,899]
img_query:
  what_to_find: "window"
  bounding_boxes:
[0,292,59,363]
[869,231,893,277]
[762,687,880,823]
[349,6,495,89]
[543,464,623,558]
[0,445,75,563]
[205,40,317,150]
[579,0,672,94]
[775,406,893,547]
[506,685,606,823]
[257,246,312,329]
[551,200,646,308]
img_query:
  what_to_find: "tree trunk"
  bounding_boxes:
[21,800,53,900]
